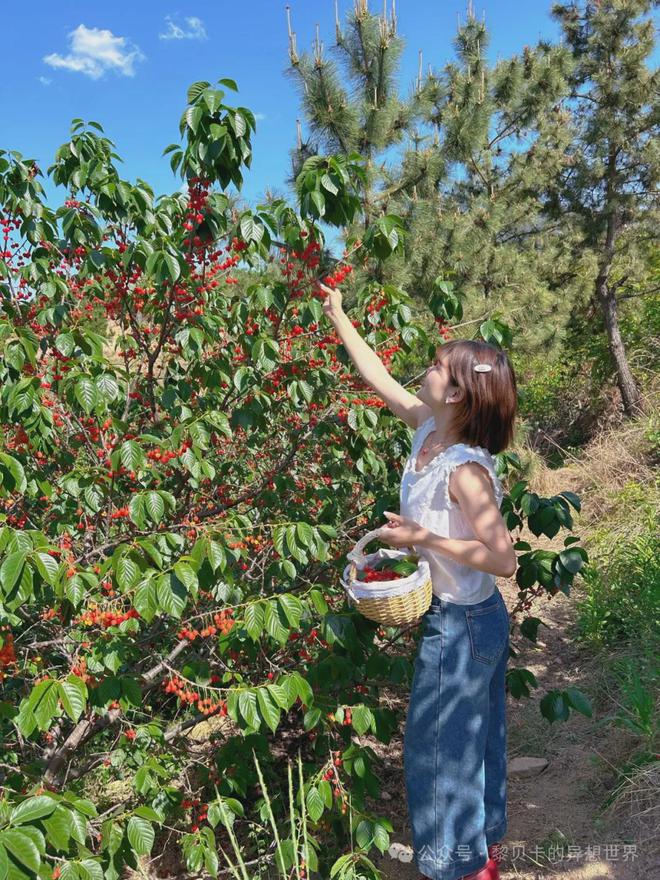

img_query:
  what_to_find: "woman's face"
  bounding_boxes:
[418,348,461,407]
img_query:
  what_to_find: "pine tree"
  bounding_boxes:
[401,4,576,324]
[285,1,434,231]
[287,2,579,358]
[546,0,659,416]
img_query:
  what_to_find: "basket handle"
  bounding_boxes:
[346,528,386,567]
[346,527,413,582]
[345,584,358,604]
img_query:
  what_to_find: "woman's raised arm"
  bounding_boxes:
[320,283,430,430]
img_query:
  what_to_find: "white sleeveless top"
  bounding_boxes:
[399,416,505,605]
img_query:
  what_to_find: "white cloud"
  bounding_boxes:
[159,15,207,41]
[254,113,266,121]
[38,76,52,86]
[44,24,145,79]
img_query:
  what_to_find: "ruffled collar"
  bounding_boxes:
[406,417,493,476]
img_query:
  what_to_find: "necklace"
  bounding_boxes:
[420,443,447,455]
[420,433,451,456]
[422,443,444,454]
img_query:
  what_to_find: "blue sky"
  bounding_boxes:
[2,1,567,208]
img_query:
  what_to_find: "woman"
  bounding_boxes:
[321,283,518,880]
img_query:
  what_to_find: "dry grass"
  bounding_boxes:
[514,381,659,555]
[603,761,660,858]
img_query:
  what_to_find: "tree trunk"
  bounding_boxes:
[596,277,644,416]
[596,146,643,417]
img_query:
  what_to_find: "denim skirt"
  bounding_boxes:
[403,587,510,880]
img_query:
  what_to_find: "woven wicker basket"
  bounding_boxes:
[340,528,433,626]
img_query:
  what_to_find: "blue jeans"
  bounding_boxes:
[403,587,510,880]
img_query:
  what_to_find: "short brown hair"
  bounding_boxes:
[439,339,517,454]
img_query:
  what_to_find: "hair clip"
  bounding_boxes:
[473,363,492,372]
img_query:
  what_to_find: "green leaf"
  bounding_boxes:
[185,105,204,135]
[295,522,314,548]
[204,844,219,879]
[202,89,224,115]
[58,863,79,880]
[96,373,119,402]
[305,786,324,822]
[519,616,544,642]
[161,251,181,284]
[28,679,59,730]
[280,559,296,580]
[558,490,581,512]
[41,807,72,852]
[318,779,333,810]
[372,820,391,853]
[78,859,104,880]
[256,687,280,733]
[206,540,226,573]
[240,215,255,242]
[558,548,585,575]
[0,552,25,593]
[126,816,154,856]
[285,525,307,564]
[187,80,211,104]
[128,494,146,529]
[272,526,286,558]
[565,687,592,718]
[244,601,264,642]
[115,554,140,591]
[297,380,313,403]
[68,809,88,845]
[277,594,302,629]
[133,807,162,822]
[303,707,322,731]
[17,816,46,853]
[230,111,246,137]
[75,378,98,415]
[355,819,374,850]
[267,682,292,711]
[238,690,260,729]
[55,332,75,356]
[33,551,59,585]
[65,575,84,609]
[121,677,142,707]
[263,600,289,646]
[310,190,325,217]
[0,830,40,873]
[156,573,187,619]
[59,676,88,722]
[207,800,235,833]
[350,704,374,735]
[288,671,313,708]
[0,454,27,494]
[144,491,165,525]
[120,440,145,472]
[133,580,158,623]
[233,366,251,392]
[540,690,570,723]
[10,796,57,826]
[320,174,338,196]
[83,484,103,513]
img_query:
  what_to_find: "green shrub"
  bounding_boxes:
[575,530,660,650]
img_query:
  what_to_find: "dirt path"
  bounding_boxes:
[366,577,657,880]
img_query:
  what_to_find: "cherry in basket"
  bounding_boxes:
[356,554,419,582]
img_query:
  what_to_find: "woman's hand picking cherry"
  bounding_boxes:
[377,511,427,549]
[319,283,344,322]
